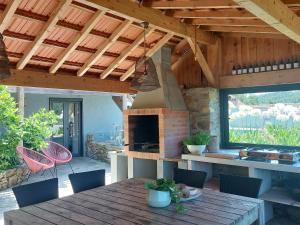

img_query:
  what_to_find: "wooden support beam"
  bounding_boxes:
[120,33,174,81]
[0,0,21,33]
[186,32,216,86]
[50,10,106,74]
[78,0,217,45]
[233,0,300,44]
[172,9,256,18]
[16,0,72,70]
[192,18,268,27]
[201,25,279,33]
[1,69,135,94]
[142,0,300,9]
[77,19,132,77]
[101,27,155,79]
[220,69,300,89]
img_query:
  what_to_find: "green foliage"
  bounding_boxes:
[183,131,210,146]
[144,178,186,213]
[0,86,22,171]
[229,125,300,146]
[23,108,58,150]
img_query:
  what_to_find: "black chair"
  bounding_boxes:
[173,167,207,188]
[68,169,105,193]
[12,178,58,208]
[219,174,262,198]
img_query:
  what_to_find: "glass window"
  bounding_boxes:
[221,85,300,149]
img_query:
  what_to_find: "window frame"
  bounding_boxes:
[220,83,300,150]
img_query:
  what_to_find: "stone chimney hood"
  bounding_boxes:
[132,47,187,110]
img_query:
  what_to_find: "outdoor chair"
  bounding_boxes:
[219,174,262,198]
[68,169,105,193]
[173,167,207,188]
[16,146,54,174]
[42,141,74,175]
[12,178,58,208]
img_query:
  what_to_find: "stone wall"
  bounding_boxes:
[0,166,30,190]
[182,88,220,145]
[86,134,123,163]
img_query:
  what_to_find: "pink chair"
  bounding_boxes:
[16,146,54,174]
[42,141,74,173]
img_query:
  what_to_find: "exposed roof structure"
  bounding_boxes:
[0,0,299,93]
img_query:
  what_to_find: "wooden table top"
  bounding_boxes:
[4,178,264,225]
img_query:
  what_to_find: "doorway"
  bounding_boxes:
[49,98,83,156]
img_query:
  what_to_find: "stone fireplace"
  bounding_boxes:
[124,47,189,160]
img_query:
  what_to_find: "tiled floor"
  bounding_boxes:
[0,157,111,225]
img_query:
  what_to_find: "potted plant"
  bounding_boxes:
[144,178,185,213]
[183,131,210,155]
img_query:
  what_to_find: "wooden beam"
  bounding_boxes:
[142,0,300,9]
[120,32,174,81]
[143,0,240,9]
[1,69,135,94]
[101,27,155,79]
[186,32,216,86]
[201,25,279,33]
[77,0,217,45]
[172,9,256,18]
[49,10,106,74]
[221,32,289,39]
[233,0,300,44]
[171,50,193,71]
[220,69,300,89]
[77,19,132,77]
[192,18,268,27]
[16,0,72,70]
[0,0,21,33]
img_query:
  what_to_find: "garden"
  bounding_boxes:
[0,85,58,188]
[229,91,300,147]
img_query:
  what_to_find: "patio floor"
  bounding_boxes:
[0,157,111,225]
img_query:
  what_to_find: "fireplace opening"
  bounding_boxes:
[128,115,159,153]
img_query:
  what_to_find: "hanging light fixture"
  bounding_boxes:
[130,21,160,92]
[0,33,10,80]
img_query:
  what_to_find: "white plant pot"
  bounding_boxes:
[147,189,171,208]
[187,145,206,155]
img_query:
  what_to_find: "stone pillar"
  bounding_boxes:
[182,87,220,146]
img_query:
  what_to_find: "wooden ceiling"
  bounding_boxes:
[0,0,299,93]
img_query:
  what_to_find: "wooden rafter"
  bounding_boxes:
[101,27,155,79]
[0,69,135,94]
[77,0,217,45]
[16,0,72,70]
[172,9,256,18]
[186,31,216,86]
[49,10,106,74]
[77,19,132,77]
[192,18,268,27]
[202,25,279,33]
[233,0,300,44]
[0,0,21,33]
[142,0,300,9]
[120,32,174,81]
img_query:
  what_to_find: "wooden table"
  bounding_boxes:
[4,178,264,225]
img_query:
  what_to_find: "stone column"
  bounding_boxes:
[182,87,220,145]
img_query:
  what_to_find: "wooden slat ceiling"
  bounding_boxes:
[1,0,299,85]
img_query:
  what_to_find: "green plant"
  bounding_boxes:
[183,131,210,146]
[23,108,58,150]
[0,86,22,171]
[144,178,186,213]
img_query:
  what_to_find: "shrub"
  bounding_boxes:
[183,131,210,146]
[0,86,22,171]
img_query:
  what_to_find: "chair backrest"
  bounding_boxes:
[12,178,58,208]
[219,174,262,198]
[43,141,72,164]
[68,169,105,193]
[16,146,54,173]
[173,168,207,188]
